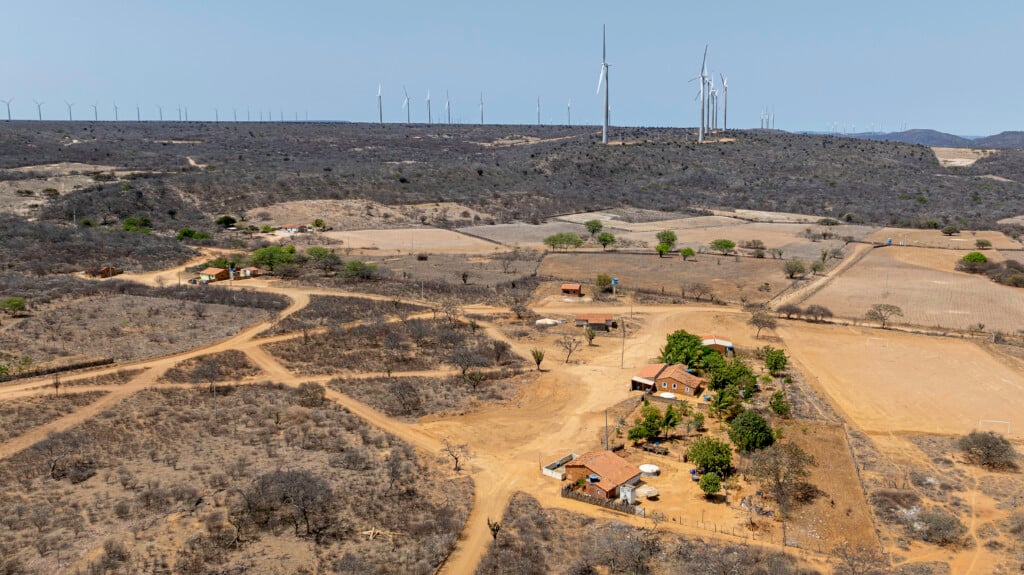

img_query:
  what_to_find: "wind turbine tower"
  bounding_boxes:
[426,90,432,125]
[537,96,541,126]
[136,104,141,122]
[567,100,571,126]
[157,105,164,121]
[1,99,11,122]
[720,74,728,130]
[114,102,119,121]
[34,100,44,121]
[479,93,484,125]
[597,25,610,144]
[90,103,98,121]
[689,45,709,142]
[65,101,74,121]
[445,90,451,125]
[402,87,411,124]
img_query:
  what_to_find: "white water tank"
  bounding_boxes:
[639,464,660,477]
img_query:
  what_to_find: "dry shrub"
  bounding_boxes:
[958,431,1018,470]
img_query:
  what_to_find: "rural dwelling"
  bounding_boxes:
[631,363,669,392]
[701,335,735,356]
[574,314,617,331]
[565,450,642,501]
[86,266,122,278]
[199,267,230,282]
[280,224,308,233]
[238,266,264,278]
[561,283,583,297]
[631,364,703,396]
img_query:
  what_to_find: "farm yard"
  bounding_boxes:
[863,227,1021,250]
[321,227,502,254]
[799,245,1024,331]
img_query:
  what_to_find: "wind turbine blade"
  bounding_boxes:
[378,84,382,97]
[596,67,606,94]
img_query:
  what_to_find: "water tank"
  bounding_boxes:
[658,392,676,400]
[588,473,600,484]
[639,464,660,477]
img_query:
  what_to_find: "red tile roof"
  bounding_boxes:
[577,314,614,324]
[567,451,641,492]
[200,267,226,276]
[634,363,668,379]
[561,283,582,291]
[657,364,703,387]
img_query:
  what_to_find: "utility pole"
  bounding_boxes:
[620,317,626,368]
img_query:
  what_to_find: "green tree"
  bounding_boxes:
[250,245,296,271]
[941,225,959,236]
[680,247,696,261]
[628,403,664,442]
[975,239,992,249]
[709,385,743,421]
[784,259,806,278]
[530,348,545,371]
[584,219,604,237]
[656,230,677,249]
[661,404,682,436]
[770,391,791,418]
[749,442,815,517]
[0,297,26,316]
[865,303,903,328]
[728,410,775,452]
[748,309,777,337]
[689,412,705,432]
[962,251,987,264]
[584,326,597,346]
[122,216,152,233]
[655,243,672,258]
[710,239,736,255]
[762,346,788,375]
[810,260,825,275]
[699,472,722,497]
[706,357,755,392]
[543,232,585,251]
[687,436,732,476]
[215,215,237,227]
[306,246,341,273]
[595,273,613,292]
[659,329,714,368]
[341,260,378,280]
[597,231,615,250]
[312,218,325,229]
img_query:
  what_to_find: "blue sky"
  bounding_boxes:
[2,0,1022,134]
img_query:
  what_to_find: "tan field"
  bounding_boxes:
[864,227,1021,250]
[931,146,996,167]
[778,320,1024,437]
[800,246,1024,331]
[319,227,504,254]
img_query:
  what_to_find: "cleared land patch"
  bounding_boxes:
[932,146,996,168]
[800,246,1024,331]
[864,227,1020,250]
[0,391,107,443]
[777,321,1024,437]
[321,227,501,254]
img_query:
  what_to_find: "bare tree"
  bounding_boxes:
[440,438,472,472]
[557,334,583,363]
[464,370,486,392]
[748,310,777,337]
[749,442,816,518]
[487,517,501,540]
[831,543,889,575]
[686,282,712,301]
[865,303,903,329]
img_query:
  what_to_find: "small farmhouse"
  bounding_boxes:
[86,266,122,278]
[565,450,642,500]
[280,224,308,233]
[574,314,616,331]
[631,363,703,397]
[199,267,230,282]
[238,266,264,278]
[561,283,583,297]
[701,335,734,356]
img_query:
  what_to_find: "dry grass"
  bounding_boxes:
[259,295,427,337]
[0,384,472,574]
[159,350,262,384]
[0,391,107,444]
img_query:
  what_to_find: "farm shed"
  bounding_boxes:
[701,335,734,356]
[199,267,230,282]
[561,283,583,297]
[86,266,122,278]
[238,266,264,278]
[574,314,617,331]
[565,450,641,501]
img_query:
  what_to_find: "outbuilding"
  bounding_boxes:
[561,283,583,297]
[199,267,230,282]
[565,450,641,501]
[238,266,264,278]
[574,314,616,331]
[701,335,735,356]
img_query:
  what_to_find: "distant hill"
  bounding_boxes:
[859,129,971,148]
[973,131,1024,148]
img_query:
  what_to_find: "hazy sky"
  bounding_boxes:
[2,0,1022,134]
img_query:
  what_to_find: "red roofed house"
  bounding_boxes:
[565,450,642,500]
[574,313,617,331]
[238,266,264,278]
[631,363,703,396]
[701,335,735,356]
[561,283,583,297]
[199,267,229,282]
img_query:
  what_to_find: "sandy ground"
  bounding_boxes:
[318,227,505,254]
[864,227,1021,250]
[778,320,1024,437]
[931,147,997,168]
[800,246,1024,331]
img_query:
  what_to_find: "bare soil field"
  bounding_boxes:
[864,227,1021,250]
[320,227,503,254]
[0,294,274,366]
[259,294,427,337]
[457,221,591,248]
[555,207,688,225]
[932,147,996,168]
[0,384,472,574]
[800,246,1024,331]
[0,390,106,443]
[245,199,495,230]
[327,370,533,421]
[776,321,1024,437]
[369,252,543,289]
[537,252,796,303]
[710,208,833,223]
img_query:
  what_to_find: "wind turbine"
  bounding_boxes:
[402,86,411,124]
[233,108,237,122]
[177,106,182,121]
[377,84,383,125]
[215,108,219,122]
[537,96,541,126]
[597,25,610,144]
[479,93,484,125]
[34,100,43,121]
[720,74,728,130]
[65,101,75,121]
[185,106,189,121]
[426,89,432,125]
[1,98,11,121]
[136,104,141,122]
[113,102,119,122]
[445,90,451,124]
[567,99,572,126]
[689,45,709,142]
[157,105,164,121]
[90,103,98,121]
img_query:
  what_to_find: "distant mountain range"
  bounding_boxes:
[848,129,1024,149]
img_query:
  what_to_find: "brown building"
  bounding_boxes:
[238,266,263,278]
[561,283,583,297]
[701,335,734,356]
[565,450,642,500]
[631,363,703,397]
[574,313,616,331]
[199,267,230,282]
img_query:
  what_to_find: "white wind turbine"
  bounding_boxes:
[445,90,451,125]
[113,102,119,121]
[536,96,541,126]
[34,99,43,121]
[479,93,484,125]
[136,104,141,122]
[426,90,432,125]
[596,25,610,144]
[720,74,728,130]
[1,98,11,121]
[689,45,709,142]
[567,99,572,126]
[402,87,411,123]
[90,102,98,121]
[377,84,383,125]
[65,101,75,121]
